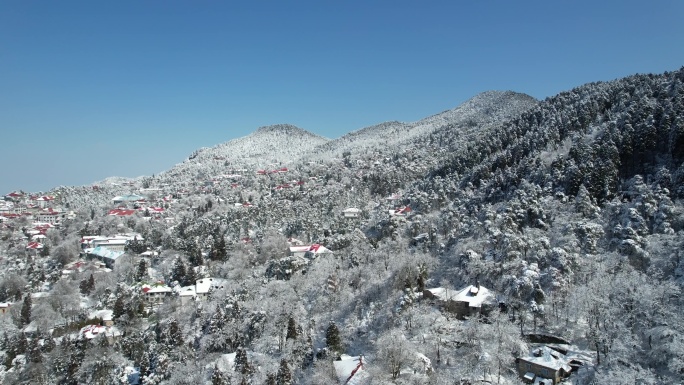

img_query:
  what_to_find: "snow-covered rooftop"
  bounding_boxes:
[522,346,572,372]
[80,324,122,339]
[334,355,370,385]
[89,309,114,321]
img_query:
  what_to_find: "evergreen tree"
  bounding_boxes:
[185,265,197,287]
[211,365,229,385]
[166,319,183,347]
[211,229,227,262]
[265,373,277,385]
[170,257,187,286]
[113,296,125,319]
[325,321,342,354]
[135,259,148,282]
[234,346,253,376]
[139,351,151,379]
[20,293,32,327]
[286,315,298,340]
[189,245,204,267]
[276,358,292,385]
[87,273,95,293]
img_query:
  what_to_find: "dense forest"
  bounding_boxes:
[1,68,683,385]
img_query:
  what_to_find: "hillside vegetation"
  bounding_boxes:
[1,68,683,385]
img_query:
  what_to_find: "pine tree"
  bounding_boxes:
[276,358,292,385]
[87,273,95,292]
[139,351,151,379]
[20,294,32,326]
[189,245,204,267]
[185,265,197,287]
[325,321,342,354]
[286,315,298,340]
[167,319,183,347]
[135,259,148,282]
[113,296,125,319]
[211,229,227,262]
[170,257,187,286]
[265,373,277,385]
[234,346,253,376]
[211,365,228,385]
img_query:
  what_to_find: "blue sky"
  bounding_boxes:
[2,1,684,193]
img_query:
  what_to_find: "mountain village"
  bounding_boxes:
[1,69,684,385]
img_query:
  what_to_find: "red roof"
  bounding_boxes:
[107,209,136,216]
[26,242,44,249]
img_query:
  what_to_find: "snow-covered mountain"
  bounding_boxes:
[158,124,329,184]
[305,90,537,159]
[4,68,684,385]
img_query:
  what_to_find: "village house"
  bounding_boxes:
[26,241,44,256]
[343,207,362,219]
[31,195,55,208]
[389,206,412,221]
[80,324,122,345]
[0,303,10,316]
[423,283,496,319]
[111,194,146,205]
[34,207,65,225]
[334,355,370,385]
[289,244,333,259]
[90,309,115,327]
[517,346,573,384]
[142,284,173,305]
[178,277,228,305]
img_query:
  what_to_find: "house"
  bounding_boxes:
[389,206,412,219]
[112,194,146,204]
[0,303,10,316]
[4,191,24,202]
[107,208,136,216]
[178,286,197,306]
[31,195,55,208]
[90,309,115,327]
[333,355,370,385]
[85,246,125,268]
[142,284,173,305]
[34,208,65,225]
[517,346,572,384]
[423,283,496,319]
[91,238,129,252]
[79,324,122,345]
[195,278,227,300]
[289,244,333,259]
[83,233,143,252]
[343,208,362,219]
[177,277,227,305]
[26,241,44,255]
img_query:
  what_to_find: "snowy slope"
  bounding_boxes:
[158,124,329,183]
[306,91,537,158]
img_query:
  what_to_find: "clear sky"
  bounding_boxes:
[2,1,683,194]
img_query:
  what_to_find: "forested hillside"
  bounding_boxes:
[1,68,683,385]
